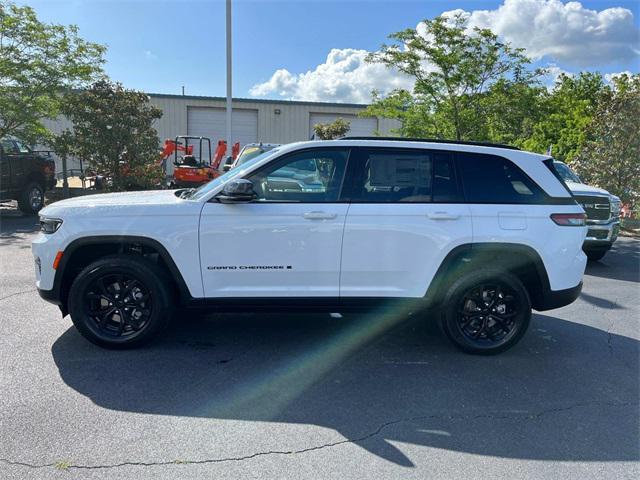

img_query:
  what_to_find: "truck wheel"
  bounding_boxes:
[440,270,531,355]
[585,249,608,262]
[18,181,45,215]
[68,255,173,349]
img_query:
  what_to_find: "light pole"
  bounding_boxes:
[225,0,232,168]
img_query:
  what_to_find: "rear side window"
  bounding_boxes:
[351,148,460,203]
[457,153,546,204]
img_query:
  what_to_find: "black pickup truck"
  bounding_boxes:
[0,138,56,214]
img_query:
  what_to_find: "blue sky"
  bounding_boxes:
[18,0,640,103]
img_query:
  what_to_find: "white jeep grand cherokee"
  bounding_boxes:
[33,138,587,354]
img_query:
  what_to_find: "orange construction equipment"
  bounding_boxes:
[163,136,223,188]
[212,140,240,170]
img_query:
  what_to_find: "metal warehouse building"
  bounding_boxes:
[150,93,399,144]
[42,93,399,173]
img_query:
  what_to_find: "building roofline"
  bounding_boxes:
[148,92,371,109]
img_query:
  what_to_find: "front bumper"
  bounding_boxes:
[583,221,619,249]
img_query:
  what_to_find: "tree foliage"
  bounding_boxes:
[364,14,541,141]
[313,117,351,140]
[58,80,164,191]
[523,72,607,162]
[573,74,640,207]
[0,1,105,143]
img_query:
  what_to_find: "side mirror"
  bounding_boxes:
[216,179,256,203]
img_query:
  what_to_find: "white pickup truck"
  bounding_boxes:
[553,161,621,261]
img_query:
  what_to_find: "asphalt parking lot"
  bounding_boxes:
[1,210,638,480]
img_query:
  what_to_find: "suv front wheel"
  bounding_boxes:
[440,270,531,355]
[68,255,173,349]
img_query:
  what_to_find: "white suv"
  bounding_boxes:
[33,139,587,354]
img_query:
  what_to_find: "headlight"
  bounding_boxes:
[40,216,63,234]
[610,199,622,215]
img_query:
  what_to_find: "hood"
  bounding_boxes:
[565,181,610,197]
[40,189,192,218]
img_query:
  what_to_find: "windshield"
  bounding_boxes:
[236,145,277,167]
[187,147,282,201]
[553,161,582,184]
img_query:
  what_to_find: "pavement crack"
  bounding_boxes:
[1,400,636,471]
[0,288,35,302]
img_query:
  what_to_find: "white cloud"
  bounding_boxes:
[249,1,638,102]
[604,70,633,83]
[450,0,639,67]
[249,48,413,103]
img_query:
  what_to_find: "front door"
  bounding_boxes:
[340,147,473,298]
[199,147,350,298]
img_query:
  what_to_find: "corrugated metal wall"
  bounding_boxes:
[149,94,401,145]
[38,95,402,174]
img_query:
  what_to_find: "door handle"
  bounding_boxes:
[427,211,460,220]
[303,211,337,220]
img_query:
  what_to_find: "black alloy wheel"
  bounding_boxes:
[456,283,519,346]
[83,273,152,339]
[440,270,531,355]
[68,255,172,349]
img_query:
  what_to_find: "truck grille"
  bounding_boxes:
[574,195,610,221]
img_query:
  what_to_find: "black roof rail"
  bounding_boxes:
[338,136,521,151]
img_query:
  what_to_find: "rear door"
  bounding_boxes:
[340,147,472,298]
[0,144,9,197]
[1,139,26,191]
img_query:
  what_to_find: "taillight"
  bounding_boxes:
[550,213,587,226]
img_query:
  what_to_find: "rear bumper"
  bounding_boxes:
[535,282,582,311]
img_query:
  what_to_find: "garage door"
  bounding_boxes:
[309,113,378,138]
[187,107,258,156]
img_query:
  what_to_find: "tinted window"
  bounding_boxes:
[352,149,459,203]
[457,153,546,204]
[1,140,18,154]
[553,161,582,184]
[247,148,348,202]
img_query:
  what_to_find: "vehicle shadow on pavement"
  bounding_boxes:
[585,239,640,284]
[0,212,39,247]
[51,311,639,467]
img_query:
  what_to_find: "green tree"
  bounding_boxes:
[524,72,607,162]
[573,74,640,208]
[0,1,105,143]
[60,80,164,191]
[364,14,541,141]
[313,117,351,140]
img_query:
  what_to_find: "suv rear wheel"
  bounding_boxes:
[18,181,44,215]
[440,270,531,355]
[68,255,172,349]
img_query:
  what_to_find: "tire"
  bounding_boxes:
[17,181,44,215]
[439,269,531,355]
[68,255,173,349]
[585,249,608,262]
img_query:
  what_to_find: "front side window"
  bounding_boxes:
[14,141,31,154]
[247,148,348,202]
[1,139,18,154]
[351,149,459,203]
[457,153,546,204]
